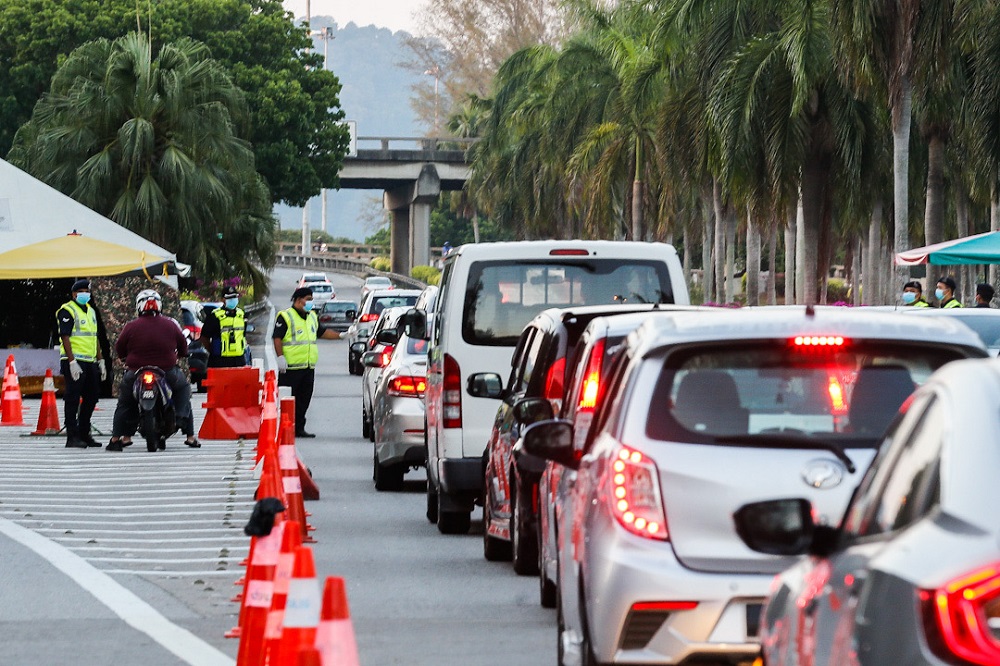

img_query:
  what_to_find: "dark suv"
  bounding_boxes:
[470,304,697,574]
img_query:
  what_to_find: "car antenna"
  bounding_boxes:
[805,303,816,317]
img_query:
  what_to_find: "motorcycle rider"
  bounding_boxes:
[106,289,200,451]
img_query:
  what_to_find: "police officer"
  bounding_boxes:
[203,289,248,367]
[56,279,106,448]
[975,283,995,308]
[901,280,931,307]
[935,276,963,309]
[272,286,342,438]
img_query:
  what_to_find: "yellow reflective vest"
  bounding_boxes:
[213,307,247,358]
[279,308,319,369]
[57,301,98,361]
[942,298,963,309]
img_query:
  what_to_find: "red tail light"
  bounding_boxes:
[380,345,395,367]
[360,313,379,323]
[631,601,698,612]
[792,335,846,347]
[443,353,462,428]
[544,356,566,402]
[578,339,607,410]
[388,375,427,397]
[607,445,668,541]
[142,371,156,386]
[549,249,589,256]
[921,563,1000,665]
[184,325,200,340]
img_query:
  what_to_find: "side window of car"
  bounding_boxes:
[518,329,547,395]
[842,392,942,538]
[581,348,631,454]
[507,328,536,393]
[433,263,453,348]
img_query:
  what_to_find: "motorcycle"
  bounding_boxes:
[134,366,178,452]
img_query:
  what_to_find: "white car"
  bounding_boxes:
[302,281,335,306]
[360,276,394,301]
[345,289,422,375]
[298,272,329,286]
[360,306,409,442]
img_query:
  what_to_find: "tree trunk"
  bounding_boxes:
[746,210,761,306]
[795,192,806,303]
[924,133,946,248]
[767,222,778,305]
[702,190,714,305]
[682,225,691,289]
[800,157,828,305]
[852,239,862,306]
[713,179,726,303]
[785,200,796,305]
[893,77,913,291]
[868,203,884,305]
[725,207,737,303]
[991,185,999,289]
[956,188,971,304]
[473,215,481,243]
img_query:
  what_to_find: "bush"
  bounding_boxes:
[370,256,391,272]
[826,278,849,303]
[411,265,441,285]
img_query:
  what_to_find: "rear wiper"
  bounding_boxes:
[715,433,856,473]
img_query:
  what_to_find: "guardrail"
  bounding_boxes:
[276,242,444,262]
[355,136,478,152]
[273,252,426,290]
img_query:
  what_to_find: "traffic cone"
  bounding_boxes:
[256,372,279,463]
[314,577,360,666]
[30,369,60,435]
[261,520,303,663]
[279,397,315,543]
[1,355,25,426]
[297,647,322,666]
[272,546,321,665]
[228,494,287,634]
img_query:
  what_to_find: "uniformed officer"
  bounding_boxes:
[935,276,963,309]
[272,286,342,438]
[56,279,106,448]
[203,289,249,368]
[901,280,931,307]
[975,283,995,308]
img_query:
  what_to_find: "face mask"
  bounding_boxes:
[901,291,917,304]
[935,288,945,300]
[75,293,91,306]
[225,298,239,310]
[303,301,314,312]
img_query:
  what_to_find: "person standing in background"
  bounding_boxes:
[975,283,995,308]
[202,289,248,367]
[56,279,105,448]
[935,276,963,309]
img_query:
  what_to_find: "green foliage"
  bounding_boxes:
[0,0,348,206]
[365,226,390,247]
[275,229,355,244]
[8,33,274,294]
[370,256,391,271]
[826,278,849,304]
[410,265,441,285]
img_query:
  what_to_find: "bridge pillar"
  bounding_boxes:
[384,165,441,276]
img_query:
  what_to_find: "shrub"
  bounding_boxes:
[411,265,441,286]
[826,278,849,303]
[370,256,391,272]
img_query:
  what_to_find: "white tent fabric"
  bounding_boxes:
[0,158,177,279]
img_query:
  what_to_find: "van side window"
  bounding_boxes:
[434,262,454,348]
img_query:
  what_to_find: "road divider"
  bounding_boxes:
[199,367,263,439]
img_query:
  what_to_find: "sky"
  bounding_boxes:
[282,0,425,35]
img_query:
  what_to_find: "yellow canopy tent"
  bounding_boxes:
[0,233,174,279]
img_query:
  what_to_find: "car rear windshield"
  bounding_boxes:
[370,295,418,315]
[181,309,197,327]
[310,284,333,294]
[367,278,392,286]
[940,314,1000,350]
[645,341,966,448]
[463,260,675,346]
[323,302,356,313]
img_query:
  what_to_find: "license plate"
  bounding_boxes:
[746,603,763,638]
[142,390,155,399]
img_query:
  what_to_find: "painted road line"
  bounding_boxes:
[72,546,248,553]
[101,569,244,577]
[0,517,235,666]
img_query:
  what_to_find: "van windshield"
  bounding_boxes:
[463,260,674,346]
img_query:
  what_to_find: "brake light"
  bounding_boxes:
[549,249,590,256]
[380,345,395,367]
[608,445,668,541]
[184,325,200,340]
[443,353,462,428]
[142,371,156,386]
[793,336,846,347]
[388,375,427,397]
[631,601,698,612]
[360,313,379,323]
[921,563,1000,665]
[578,339,606,410]
[544,356,566,401]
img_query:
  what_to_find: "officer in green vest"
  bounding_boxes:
[56,279,106,448]
[272,286,342,437]
[901,280,931,307]
[203,289,249,368]
[935,276,963,309]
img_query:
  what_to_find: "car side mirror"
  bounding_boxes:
[467,372,504,399]
[401,308,428,340]
[361,351,385,368]
[513,397,554,425]
[376,328,400,345]
[521,420,578,469]
[733,499,816,556]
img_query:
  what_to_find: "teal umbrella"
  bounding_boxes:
[895,231,1000,265]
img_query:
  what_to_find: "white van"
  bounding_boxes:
[409,240,689,534]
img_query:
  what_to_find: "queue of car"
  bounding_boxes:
[343,243,1000,666]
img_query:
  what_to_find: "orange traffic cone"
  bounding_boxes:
[256,373,279,463]
[1,355,25,426]
[30,369,60,435]
[261,521,303,663]
[234,520,289,666]
[297,647,322,666]
[279,397,315,543]
[314,577,360,666]
[272,546,321,665]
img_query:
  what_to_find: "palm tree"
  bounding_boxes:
[8,32,274,290]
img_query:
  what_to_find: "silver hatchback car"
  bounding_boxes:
[523,306,986,666]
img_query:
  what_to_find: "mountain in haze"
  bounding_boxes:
[274,18,425,241]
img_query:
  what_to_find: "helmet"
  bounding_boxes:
[135,289,162,315]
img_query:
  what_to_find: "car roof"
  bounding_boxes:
[444,239,678,260]
[365,276,392,282]
[368,289,422,298]
[627,305,987,358]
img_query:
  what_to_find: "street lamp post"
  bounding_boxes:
[301,0,313,257]
[423,65,440,137]
[312,26,335,235]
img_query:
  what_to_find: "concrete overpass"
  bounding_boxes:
[339,136,474,275]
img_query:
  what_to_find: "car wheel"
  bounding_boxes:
[426,481,438,524]
[373,446,405,491]
[512,478,540,576]
[483,491,512,561]
[579,579,607,666]
[538,513,557,608]
[436,493,471,535]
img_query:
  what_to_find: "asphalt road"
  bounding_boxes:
[0,267,555,665]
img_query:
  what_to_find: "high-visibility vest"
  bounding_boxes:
[213,307,247,358]
[279,308,319,369]
[942,298,963,309]
[910,300,931,308]
[57,300,98,361]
